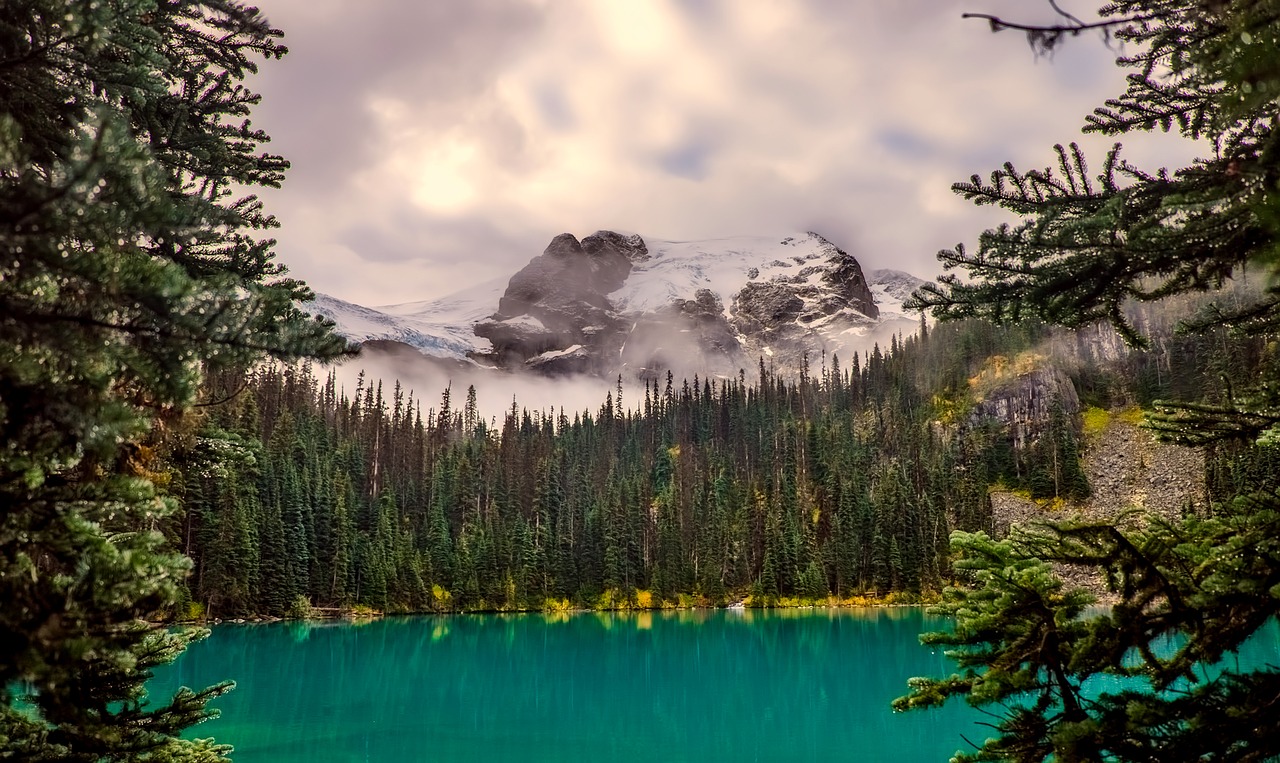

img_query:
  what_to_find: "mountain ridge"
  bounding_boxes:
[309,231,928,379]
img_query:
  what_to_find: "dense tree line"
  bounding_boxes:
[162,312,1261,617]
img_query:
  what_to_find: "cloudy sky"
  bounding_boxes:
[247,0,1201,307]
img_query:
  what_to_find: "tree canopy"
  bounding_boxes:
[900,2,1280,761]
[0,1,347,759]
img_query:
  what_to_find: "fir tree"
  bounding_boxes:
[0,2,346,758]
[900,3,1280,759]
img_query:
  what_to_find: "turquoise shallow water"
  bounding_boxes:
[148,608,988,762]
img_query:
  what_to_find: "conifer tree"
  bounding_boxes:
[899,2,1280,759]
[1,1,346,758]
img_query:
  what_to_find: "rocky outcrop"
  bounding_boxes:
[524,344,596,376]
[471,315,564,367]
[472,231,649,370]
[968,364,1080,450]
[734,282,805,327]
[724,238,880,368]
[495,231,645,319]
[1058,322,1130,365]
[818,247,879,321]
[732,238,880,350]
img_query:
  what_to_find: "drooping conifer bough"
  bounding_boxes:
[899,2,1280,761]
[0,1,349,759]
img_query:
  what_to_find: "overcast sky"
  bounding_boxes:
[247,0,1202,307]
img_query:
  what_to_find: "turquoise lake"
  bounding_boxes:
[146,608,989,762]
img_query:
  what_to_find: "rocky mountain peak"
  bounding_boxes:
[473,230,897,376]
[581,229,649,263]
[311,230,928,380]
[495,231,641,320]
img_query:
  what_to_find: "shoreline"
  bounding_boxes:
[174,591,943,626]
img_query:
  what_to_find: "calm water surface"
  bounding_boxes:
[149,608,988,762]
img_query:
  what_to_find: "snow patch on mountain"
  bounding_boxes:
[309,277,505,359]
[867,268,928,322]
[609,234,823,315]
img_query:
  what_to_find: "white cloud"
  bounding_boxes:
[249,0,1203,307]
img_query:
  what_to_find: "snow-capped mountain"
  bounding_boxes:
[310,231,928,379]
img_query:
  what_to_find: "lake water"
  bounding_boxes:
[148,608,988,762]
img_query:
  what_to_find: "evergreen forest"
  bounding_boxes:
[162,311,1265,618]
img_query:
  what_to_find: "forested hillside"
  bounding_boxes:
[162,311,1262,617]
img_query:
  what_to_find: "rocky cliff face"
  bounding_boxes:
[473,230,886,377]
[493,231,646,319]
[472,231,649,374]
[968,364,1081,450]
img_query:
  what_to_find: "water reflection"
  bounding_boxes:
[152,608,979,763]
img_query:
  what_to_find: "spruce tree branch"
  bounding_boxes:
[0,31,93,71]
[10,119,112,225]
